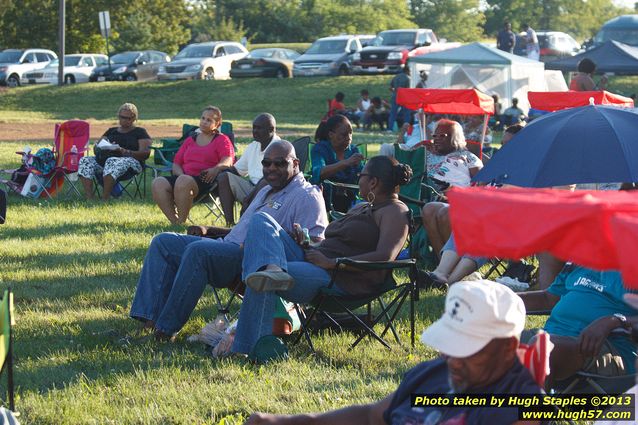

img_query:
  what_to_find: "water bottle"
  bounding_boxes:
[69,145,79,181]
[302,228,311,248]
[69,145,79,170]
[214,312,229,330]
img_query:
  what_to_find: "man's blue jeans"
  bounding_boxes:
[130,232,242,335]
[232,212,344,354]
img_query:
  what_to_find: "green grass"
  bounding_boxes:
[0,138,549,424]
[0,76,391,133]
[248,43,311,53]
[0,77,559,423]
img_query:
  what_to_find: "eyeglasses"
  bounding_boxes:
[118,114,135,120]
[433,133,449,138]
[358,172,372,179]
[261,158,291,168]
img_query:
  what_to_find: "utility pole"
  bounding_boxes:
[58,0,65,86]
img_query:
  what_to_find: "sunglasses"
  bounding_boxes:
[261,158,291,168]
[433,133,449,138]
[118,114,135,120]
[358,172,372,179]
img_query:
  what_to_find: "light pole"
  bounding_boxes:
[58,0,65,86]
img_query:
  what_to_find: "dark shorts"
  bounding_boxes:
[161,174,215,197]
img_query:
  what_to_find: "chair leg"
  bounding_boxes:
[377,298,401,343]
[293,303,316,353]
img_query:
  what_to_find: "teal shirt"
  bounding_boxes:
[545,265,638,372]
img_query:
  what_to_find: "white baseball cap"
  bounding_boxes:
[421,280,526,358]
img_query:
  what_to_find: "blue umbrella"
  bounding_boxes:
[473,105,638,187]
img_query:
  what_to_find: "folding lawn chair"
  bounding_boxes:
[291,136,313,179]
[93,166,147,200]
[293,257,418,352]
[0,289,15,412]
[0,189,5,224]
[293,211,418,352]
[14,120,90,200]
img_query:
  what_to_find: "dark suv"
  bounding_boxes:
[351,29,439,74]
[89,50,170,82]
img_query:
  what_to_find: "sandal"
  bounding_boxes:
[418,270,448,291]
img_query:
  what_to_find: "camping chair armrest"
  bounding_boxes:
[526,310,552,316]
[399,194,425,207]
[323,180,359,191]
[335,257,416,271]
[150,146,178,166]
[422,182,445,201]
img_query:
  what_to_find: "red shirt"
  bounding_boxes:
[328,99,346,116]
[174,133,234,176]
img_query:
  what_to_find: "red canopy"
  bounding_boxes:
[610,214,638,287]
[447,187,638,286]
[528,91,634,112]
[396,88,494,115]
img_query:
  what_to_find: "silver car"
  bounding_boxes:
[293,35,375,77]
[158,42,248,80]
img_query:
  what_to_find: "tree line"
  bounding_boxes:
[0,0,632,55]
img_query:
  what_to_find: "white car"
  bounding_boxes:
[0,48,57,87]
[157,41,248,80]
[23,54,109,84]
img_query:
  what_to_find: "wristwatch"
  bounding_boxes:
[612,313,632,330]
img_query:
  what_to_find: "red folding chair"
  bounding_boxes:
[45,120,90,198]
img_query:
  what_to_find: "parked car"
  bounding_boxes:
[23,54,108,84]
[537,31,581,62]
[230,48,300,78]
[89,50,170,82]
[513,31,580,62]
[293,35,375,77]
[593,15,638,48]
[0,48,57,87]
[157,42,248,81]
[351,29,460,74]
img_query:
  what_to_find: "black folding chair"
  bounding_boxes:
[293,258,418,352]
[0,189,6,224]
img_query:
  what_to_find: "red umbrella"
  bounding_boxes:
[528,90,634,112]
[447,187,638,277]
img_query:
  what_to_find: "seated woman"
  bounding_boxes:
[311,115,364,212]
[229,155,411,355]
[570,58,607,92]
[152,106,234,224]
[420,119,483,257]
[79,103,152,201]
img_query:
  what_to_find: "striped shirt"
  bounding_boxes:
[224,173,327,245]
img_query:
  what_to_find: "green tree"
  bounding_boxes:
[410,0,486,42]
[0,0,190,55]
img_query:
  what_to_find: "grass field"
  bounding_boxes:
[0,74,612,424]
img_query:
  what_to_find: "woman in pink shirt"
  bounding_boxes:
[152,106,235,224]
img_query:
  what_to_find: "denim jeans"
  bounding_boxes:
[129,232,242,335]
[387,97,410,131]
[232,212,344,354]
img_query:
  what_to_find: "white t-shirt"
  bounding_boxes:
[234,134,281,184]
[358,98,371,113]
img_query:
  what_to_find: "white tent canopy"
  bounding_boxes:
[408,42,567,112]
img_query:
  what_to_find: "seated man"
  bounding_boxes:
[361,97,389,131]
[129,140,328,340]
[217,113,280,225]
[518,264,638,384]
[502,98,526,126]
[245,281,542,425]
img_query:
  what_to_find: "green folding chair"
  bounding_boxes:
[0,289,15,412]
